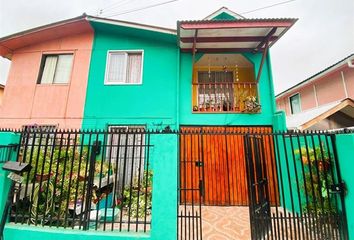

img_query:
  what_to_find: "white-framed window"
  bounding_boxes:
[106,126,145,195]
[105,50,144,85]
[289,93,301,114]
[21,124,58,145]
[38,54,73,84]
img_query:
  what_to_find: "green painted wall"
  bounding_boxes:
[5,224,150,240]
[82,22,178,130]
[80,22,179,240]
[0,132,20,222]
[179,52,276,126]
[335,133,354,239]
[149,134,177,240]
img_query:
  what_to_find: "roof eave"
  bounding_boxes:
[86,15,177,35]
[0,14,87,43]
[299,98,354,130]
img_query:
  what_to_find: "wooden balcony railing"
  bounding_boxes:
[192,82,259,113]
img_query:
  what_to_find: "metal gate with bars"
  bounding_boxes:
[178,129,349,240]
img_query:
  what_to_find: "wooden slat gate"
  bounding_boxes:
[177,126,278,240]
[179,126,277,206]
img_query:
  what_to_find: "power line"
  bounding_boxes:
[104,0,179,18]
[100,0,130,12]
[241,0,296,15]
[85,0,129,15]
[99,0,132,14]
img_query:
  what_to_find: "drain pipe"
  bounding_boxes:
[176,48,180,129]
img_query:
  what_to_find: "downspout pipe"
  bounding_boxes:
[176,48,180,129]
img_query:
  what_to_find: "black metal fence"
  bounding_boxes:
[1,127,350,239]
[8,129,153,232]
[244,131,348,240]
[177,128,349,240]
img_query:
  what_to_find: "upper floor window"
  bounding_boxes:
[38,54,73,84]
[105,51,143,85]
[289,93,301,114]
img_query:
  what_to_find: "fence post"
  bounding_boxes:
[83,140,101,230]
[332,134,351,240]
[151,133,177,240]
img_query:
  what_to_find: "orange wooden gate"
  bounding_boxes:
[180,126,279,206]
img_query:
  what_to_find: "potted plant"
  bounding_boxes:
[294,143,335,214]
[243,95,261,113]
[123,170,153,218]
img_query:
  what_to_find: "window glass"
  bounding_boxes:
[105,51,143,84]
[126,53,142,84]
[107,53,127,83]
[290,94,301,114]
[106,126,145,196]
[40,56,57,84]
[53,55,73,84]
[39,54,73,84]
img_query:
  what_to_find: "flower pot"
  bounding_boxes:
[78,175,88,181]
[318,160,330,171]
[35,173,52,182]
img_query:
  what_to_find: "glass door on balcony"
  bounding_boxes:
[197,71,235,111]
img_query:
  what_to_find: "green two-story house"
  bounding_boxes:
[0,7,297,240]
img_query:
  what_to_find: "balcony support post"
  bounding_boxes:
[255,40,269,83]
[255,27,276,83]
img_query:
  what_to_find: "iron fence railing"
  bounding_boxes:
[244,132,347,240]
[193,82,258,112]
[9,129,153,232]
[1,127,351,239]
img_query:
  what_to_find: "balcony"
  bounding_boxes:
[192,81,260,113]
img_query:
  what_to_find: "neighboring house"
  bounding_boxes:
[276,54,354,130]
[0,16,94,128]
[0,84,4,105]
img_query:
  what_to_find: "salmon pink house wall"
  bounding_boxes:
[0,19,94,129]
[276,54,354,116]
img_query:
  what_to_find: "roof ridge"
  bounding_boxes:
[203,7,245,20]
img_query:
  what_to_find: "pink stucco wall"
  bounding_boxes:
[276,64,354,116]
[0,31,93,129]
[344,67,354,98]
[315,71,346,105]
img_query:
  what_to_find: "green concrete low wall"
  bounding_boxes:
[4,224,149,240]
[335,133,354,239]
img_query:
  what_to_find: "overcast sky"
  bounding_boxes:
[0,0,353,93]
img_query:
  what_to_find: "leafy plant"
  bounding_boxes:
[294,143,335,214]
[123,170,153,218]
[20,141,111,225]
[243,95,260,113]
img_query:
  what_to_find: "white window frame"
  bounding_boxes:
[289,92,302,115]
[104,50,144,85]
